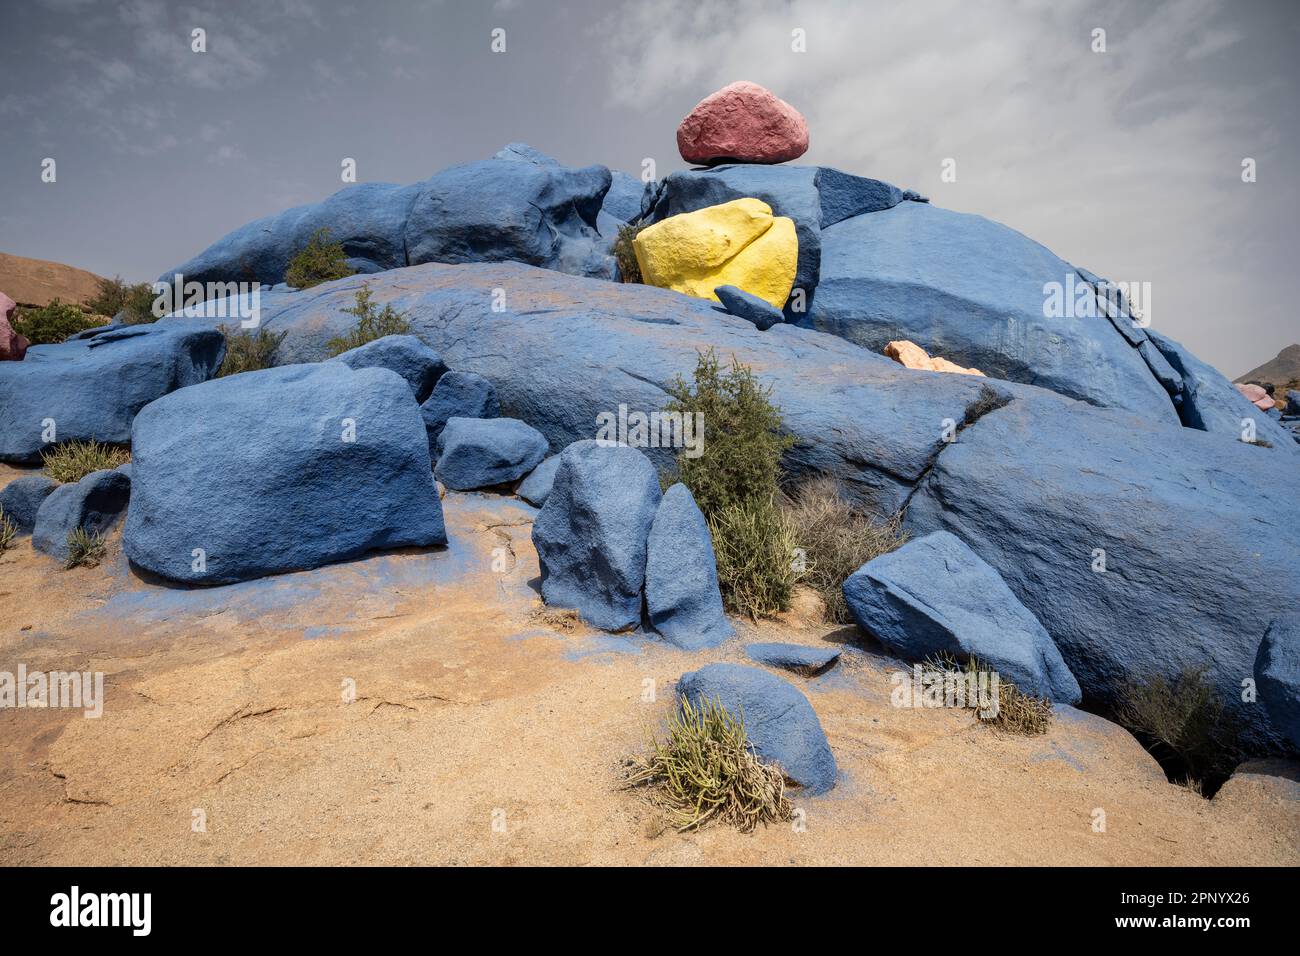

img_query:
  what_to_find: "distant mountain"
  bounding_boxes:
[0,250,105,307]
[1236,344,1300,389]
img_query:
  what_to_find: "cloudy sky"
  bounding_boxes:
[1,0,1296,376]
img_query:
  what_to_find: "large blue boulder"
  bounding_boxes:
[420,370,500,450]
[32,469,131,562]
[515,454,560,507]
[644,483,733,650]
[905,394,1300,751]
[434,417,548,491]
[802,202,1181,424]
[599,169,648,236]
[0,324,225,463]
[843,531,1081,703]
[677,663,837,794]
[0,473,59,534]
[531,440,661,632]
[123,362,445,584]
[1255,614,1300,750]
[329,334,446,403]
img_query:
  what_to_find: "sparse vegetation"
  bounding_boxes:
[781,478,908,623]
[11,300,103,345]
[217,324,287,377]
[284,227,355,290]
[65,528,107,569]
[922,653,1054,736]
[531,605,582,633]
[962,384,1011,428]
[325,285,411,356]
[42,440,130,484]
[612,222,645,283]
[625,695,792,833]
[87,275,158,324]
[708,498,800,619]
[0,508,16,555]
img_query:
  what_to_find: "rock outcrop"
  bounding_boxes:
[329,334,446,403]
[33,469,131,563]
[434,417,548,491]
[884,339,984,376]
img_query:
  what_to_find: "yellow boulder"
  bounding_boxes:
[632,198,797,309]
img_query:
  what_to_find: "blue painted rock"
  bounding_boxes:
[905,396,1300,751]
[601,170,648,226]
[0,324,225,463]
[420,370,500,450]
[32,469,131,562]
[123,362,445,584]
[1255,614,1300,749]
[745,642,841,675]
[843,530,1081,703]
[644,483,732,650]
[329,334,446,403]
[531,440,661,632]
[714,284,783,331]
[0,473,59,533]
[677,663,837,794]
[434,417,549,491]
[1287,390,1300,416]
[802,202,1180,424]
[515,454,561,506]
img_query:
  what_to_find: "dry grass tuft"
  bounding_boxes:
[921,653,1053,736]
[64,528,107,569]
[0,508,16,554]
[531,605,583,633]
[42,441,130,484]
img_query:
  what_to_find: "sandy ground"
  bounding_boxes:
[1,464,1297,866]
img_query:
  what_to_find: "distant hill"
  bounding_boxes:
[1236,344,1300,390]
[0,250,105,307]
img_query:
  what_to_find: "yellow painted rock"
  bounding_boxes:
[632,198,797,308]
[884,339,985,377]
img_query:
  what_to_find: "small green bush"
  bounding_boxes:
[284,227,354,290]
[325,285,411,356]
[1116,665,1237,793]
[65,528,107,569]
[0,508,16,554]
[625,695,792,833]
[87,275,158,324]
[709,497,800,619]
[11,300,102,345]
[612,222,645,283]
[42,440,131,483]
[217,325,287,377]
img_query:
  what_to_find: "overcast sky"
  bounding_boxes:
[1,0,1296,376]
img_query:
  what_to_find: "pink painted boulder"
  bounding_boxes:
[1236,382,1275,411]
[0,291,28,361]
[677,81,809,166]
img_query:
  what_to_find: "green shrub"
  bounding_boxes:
[1116,666,1237,793]
[0,508,16,554]
[325,285,411,356]
[612,222,645,283]
[625,695,792,833]
[782,478,908,623]
[42,440,131,483]
[708,497,800,619]
[11,300,102,345]
[65,528,107,569]
[87,275,158,324]
[284,227,354,290]
[217,325,287,377]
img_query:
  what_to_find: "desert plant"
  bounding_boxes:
[11,300,102,345]
[0,508,16,555]
[42,440,131,483]
[87,275,158,324]
[962,384,1011,428]
[782,478,908,623]
[1115,665,1237,790]
[65,528,107,569]
[921,653,1053,736]
[324,285,411,356]
[708,497,800,619]
[217,324,287,377]
[625,695,792,833]
[284,227,354,290]
[612,222,645,283]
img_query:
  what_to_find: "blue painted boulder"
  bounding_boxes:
[32,469,131,562]
[123,362,445,584]
[677,663,837,794]
[0,324,225,463]
[531,440,661,632]
[0,474,59,533]
[434,417,549,491]
[746,642,841,675]
[329,334,446,403]
[420,370,500,450]
[843,530,1081,703]
[1287,390,1300,417]
[1255,614,1300,750]
[515,454,561,507]
[644,483,733,650]
[714,285,783,331]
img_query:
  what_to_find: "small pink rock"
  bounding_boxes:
[677,81,809,166]
[1236,382,1275,411]
[0,291,28,361]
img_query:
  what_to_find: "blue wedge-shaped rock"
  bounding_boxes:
[644,483,732,650]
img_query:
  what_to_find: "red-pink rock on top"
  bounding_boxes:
[1235,382,1275,411]
[0,291,28,361]
[677,81,809,166]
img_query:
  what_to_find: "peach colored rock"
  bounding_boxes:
[884,340,984,377]
[677,81,809,166]
[1236,382,1275,411]
[0,291,28,361]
